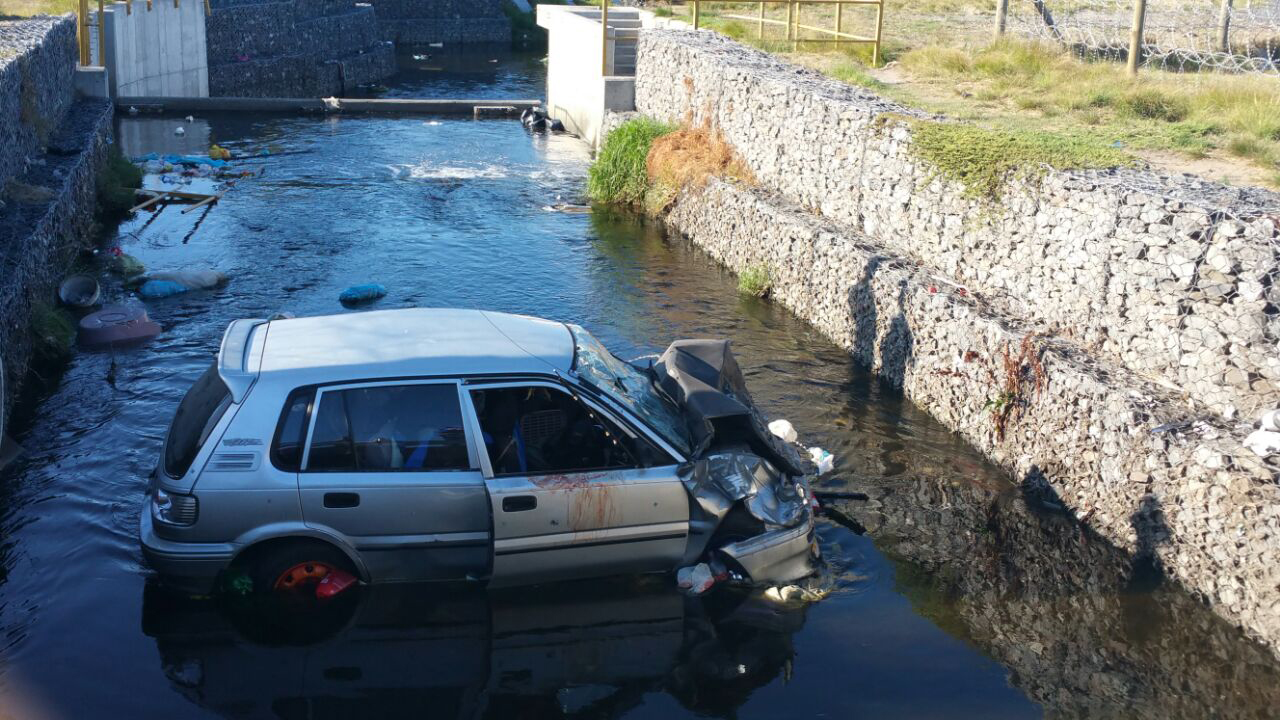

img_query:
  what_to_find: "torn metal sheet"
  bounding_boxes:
[683,452,807,527]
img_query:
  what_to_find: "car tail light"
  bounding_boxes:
[152,489,198,526]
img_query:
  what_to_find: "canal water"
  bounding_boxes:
[1,48,1278,719]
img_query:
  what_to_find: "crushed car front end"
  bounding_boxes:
[569,328,819,586]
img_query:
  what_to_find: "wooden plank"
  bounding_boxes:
[129,190,170,212]
[180,192,222,214]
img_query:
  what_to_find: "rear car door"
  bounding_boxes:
[463,381,689,585]
[297,380,490,582]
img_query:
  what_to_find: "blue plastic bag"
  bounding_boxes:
[339,283,387,305]
[138,280,188,299]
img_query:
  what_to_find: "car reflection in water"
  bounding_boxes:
[142,576,804,719]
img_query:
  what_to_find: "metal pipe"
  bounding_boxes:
[601,0,609,76]
[78,0,90,64]
[97,0,105,66]
[873,0,885,65]
[758,1,765,39]
[693,0,700,29]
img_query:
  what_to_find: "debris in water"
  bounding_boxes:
[339,283,387,306]
[58,274,101,308]
[322,96,342,112]
[174,126,185,136]
[676,563,716,595]
[768,418,798,443]
[78,303,161,347]
[808,447,834,475]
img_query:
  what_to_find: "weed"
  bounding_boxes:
[908,119,1131,201]
[647,116,754,196]
[738,264,771,298]
[29,301,75,366]
[97,144,143,222]
[588,117,674,206]
[1120,89,1190,122]
[981,335,1045,441]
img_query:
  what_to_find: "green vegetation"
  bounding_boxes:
[588,117,675,205]
[737,264,772,297]
[96,144,143,221]
[29,300,75,365]
[908,119,1132,200]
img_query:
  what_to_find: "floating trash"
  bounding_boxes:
[58,274,101,308]
[78,303,161,347]
[339,283,387,305]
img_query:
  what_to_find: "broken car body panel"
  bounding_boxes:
[139,309,815,594]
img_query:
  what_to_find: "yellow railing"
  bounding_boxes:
[693,1,885,66]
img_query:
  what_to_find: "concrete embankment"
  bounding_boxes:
[0,17,114,425]
[626,29,1280,655]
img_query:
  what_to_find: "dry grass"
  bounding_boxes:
[0,0,77,17]
[647,116,754,191]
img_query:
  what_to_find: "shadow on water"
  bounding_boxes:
[0,98,1276,718]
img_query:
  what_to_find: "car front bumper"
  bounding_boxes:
[139,506,235,596]
[718,509,816,585]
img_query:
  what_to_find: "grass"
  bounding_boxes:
[651,2,1280,187]
[0,0,77,16]
[908,119,1133,199]
[29,300,75,365]
[738,264,772,297]
[96,143,143,221]
[646,116,754,210]
[588,117,675,205]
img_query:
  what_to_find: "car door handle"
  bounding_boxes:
[324,492,360,509]
[502,495,537,512]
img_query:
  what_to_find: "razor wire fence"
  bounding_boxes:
[1001,0,1280,75]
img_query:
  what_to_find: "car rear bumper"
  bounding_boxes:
[139,506,235,596]
[718,510,815,585]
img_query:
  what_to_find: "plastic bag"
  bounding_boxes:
[339,283,387,305]
[768,419,798,443]
[808,447,834,475]
[138,280,188,299]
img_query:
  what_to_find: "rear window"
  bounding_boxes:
[163,364,232,478]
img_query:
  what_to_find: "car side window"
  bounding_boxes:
[305,384,473,472]
[272,387,315,472]
[470,386,653,477]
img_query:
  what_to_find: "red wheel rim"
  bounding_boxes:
[273,561,335,592]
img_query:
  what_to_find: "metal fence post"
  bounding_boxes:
[97,0,106,65]
[758,1,765,39]
[1215,0,1233,53]
[601,0,609,75]
[994,0,1009,38]
[1126,0,1147,76]
[692,0,700,29]
[836,0,843,38]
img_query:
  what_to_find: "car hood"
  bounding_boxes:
[651,339,804,477]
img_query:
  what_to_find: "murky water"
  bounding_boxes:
[0,50,1277,719]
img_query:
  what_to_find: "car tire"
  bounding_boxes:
[247,541,356,597]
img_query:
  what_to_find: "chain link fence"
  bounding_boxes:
[1006,0,1280,74]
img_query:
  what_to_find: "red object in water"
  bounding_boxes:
[315,568,358,599]
[78,304,161,347]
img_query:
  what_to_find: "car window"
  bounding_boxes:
[164,363,232,478]
[305,384,472,473]
[471,386,664,477]
[272,388,314,472]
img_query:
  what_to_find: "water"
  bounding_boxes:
[0,50,1277,719]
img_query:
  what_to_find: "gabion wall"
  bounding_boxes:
[630,28,1280,657]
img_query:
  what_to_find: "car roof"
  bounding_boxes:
[253,308,574,387]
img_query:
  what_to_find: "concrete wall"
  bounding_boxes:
[537,5,635,148]
[623,28,1280,657]
[103,0,209,98]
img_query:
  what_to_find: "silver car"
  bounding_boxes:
[140,309,816,596]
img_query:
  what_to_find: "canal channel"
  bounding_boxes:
[0,47,1277,719]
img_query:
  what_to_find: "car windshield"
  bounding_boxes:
[568,325,692,457]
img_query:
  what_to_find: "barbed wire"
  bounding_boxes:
[1007,0,1280,74]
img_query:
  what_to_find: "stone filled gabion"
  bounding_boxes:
[627,27,1280,657]
[634,28,1280,424]
[0,17,76,191]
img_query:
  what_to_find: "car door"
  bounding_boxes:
[298,380,491,582]
[463,381,689,585]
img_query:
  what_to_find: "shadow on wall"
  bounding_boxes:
[847,256,913,387]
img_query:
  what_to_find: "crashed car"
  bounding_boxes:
[139,308,816,596]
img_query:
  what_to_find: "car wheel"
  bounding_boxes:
[248,542,356,597]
